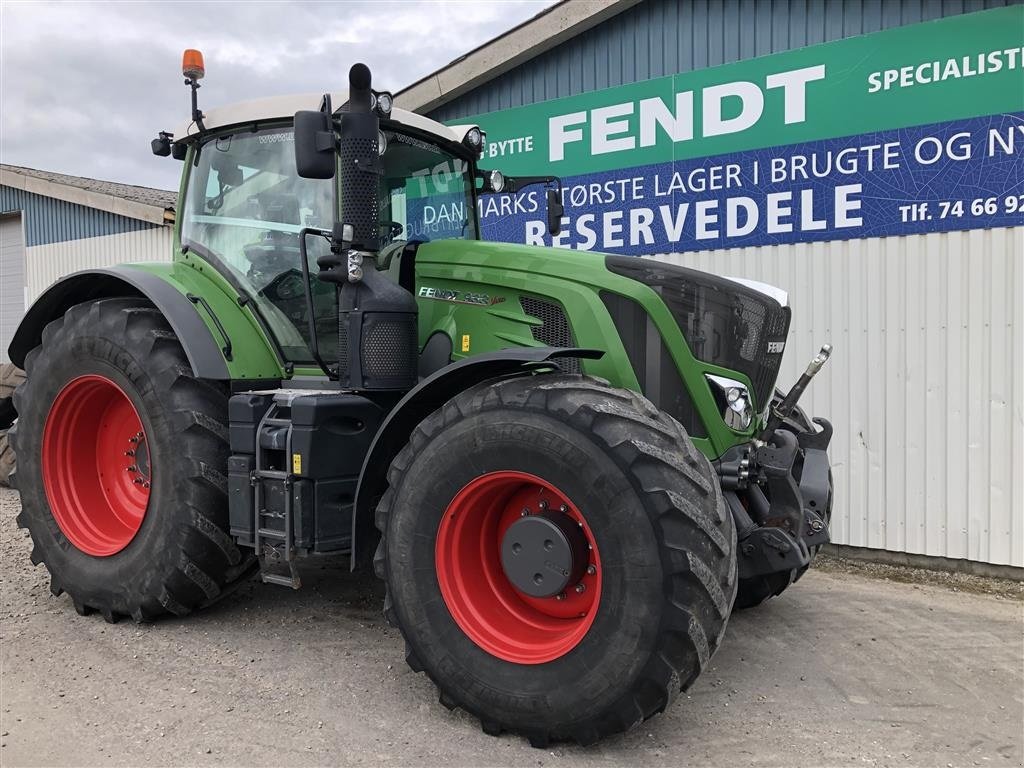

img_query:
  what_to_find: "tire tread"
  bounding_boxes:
[373,374,736,746]
[13,298,248,622]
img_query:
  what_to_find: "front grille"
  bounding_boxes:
[606,256,790,410]
[519,296,580,374]
[600,291,705,437]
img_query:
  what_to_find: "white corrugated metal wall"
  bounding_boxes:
[1,214,27,364]
[657,226,1023,568]
[24,227,173,303]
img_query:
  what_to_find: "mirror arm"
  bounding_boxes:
[505,175,562,194]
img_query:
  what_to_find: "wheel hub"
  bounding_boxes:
[42,374,151,556]
[500,512,588,598]
[435,470,602,664]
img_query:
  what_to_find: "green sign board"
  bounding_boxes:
[450,6,1024,253]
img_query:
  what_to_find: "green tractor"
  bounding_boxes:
[4,55,834,746]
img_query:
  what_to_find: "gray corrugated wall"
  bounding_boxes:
[428,0,1019,122]
[0,185,158,248]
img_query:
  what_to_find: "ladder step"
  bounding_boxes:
[257,527,287,538]
[261,571,301,589]
[256,470,289,480]
[262,418,292,427]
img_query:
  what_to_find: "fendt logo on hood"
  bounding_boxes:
[418,286,506,307]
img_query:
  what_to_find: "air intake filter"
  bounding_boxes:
[338,264,418,391]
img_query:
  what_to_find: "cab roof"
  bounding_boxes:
[174,92,478,147]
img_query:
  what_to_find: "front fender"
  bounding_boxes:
[350,346,603,570]
[8,264,281,381]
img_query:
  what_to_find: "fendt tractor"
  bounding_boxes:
[3,53,834,745]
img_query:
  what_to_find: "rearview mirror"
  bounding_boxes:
[294,110,335,179]
[212,153,242,188]
[546,188,564,236]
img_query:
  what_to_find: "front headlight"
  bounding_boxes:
[706,374,753,431]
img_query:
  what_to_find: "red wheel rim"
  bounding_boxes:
[435,471,601,664]
[42,375,151,556]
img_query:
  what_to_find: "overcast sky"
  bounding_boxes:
[0,0,555,190]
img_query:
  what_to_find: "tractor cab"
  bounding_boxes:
[162,87,497,368]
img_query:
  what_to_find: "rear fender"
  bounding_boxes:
[7,265,282,381]
[350,346,603,570]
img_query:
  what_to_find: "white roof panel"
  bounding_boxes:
[173,92,470,146]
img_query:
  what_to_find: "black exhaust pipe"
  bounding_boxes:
[334,64,418,392]
[339,63,380,256]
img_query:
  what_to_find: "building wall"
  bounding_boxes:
[0,184,173,314]
[429,0,1017,123]
[0,185,160,247]
[24,227,173,303]
[425,0,1023,568]
[662,227,1023,568]
[0,214,26,365]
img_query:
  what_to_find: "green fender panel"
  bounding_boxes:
[8,263,282,381]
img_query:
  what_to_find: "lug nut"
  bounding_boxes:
[127,465,137,472]
[575,584,586,594]
[559,504,567,513]
[555,592,566,601]
[586,564,597,576]
[143,482,150,489]
[521,508,530,517]
[538,500,548,510]
[125,449,135,457]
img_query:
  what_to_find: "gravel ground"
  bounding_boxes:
[1,485,1021,767]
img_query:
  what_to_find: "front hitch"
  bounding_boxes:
[758,344,832,443]
[716,343,835,580]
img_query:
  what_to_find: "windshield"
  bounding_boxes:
[379,130,477,243]
[181,124,477,364]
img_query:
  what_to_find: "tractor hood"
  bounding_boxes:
[415,239,610,282]
[414,238,791,419]
[415,240,789,307]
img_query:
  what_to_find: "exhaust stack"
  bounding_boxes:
[333,64,418,392]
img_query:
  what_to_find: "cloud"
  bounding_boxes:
[0,0,554,190]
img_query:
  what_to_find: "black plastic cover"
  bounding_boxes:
[606,255,790,410]
[600,290,705,437]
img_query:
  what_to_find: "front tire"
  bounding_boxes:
[12,298,251,621]
[374,375,736,746]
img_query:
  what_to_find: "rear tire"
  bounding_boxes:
[12,298,253,621]
[374,375,736,746]
[733,396,833,610]
[0,431,14,487]
[0,363,25,487]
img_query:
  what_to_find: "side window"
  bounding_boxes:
[181,128,337,363]
[388,188,408,233]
